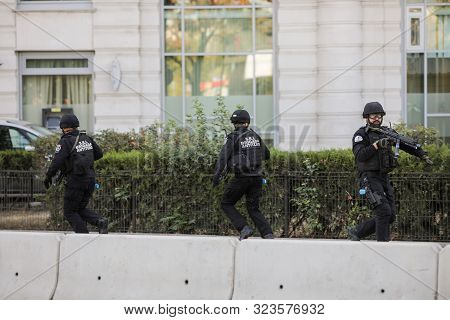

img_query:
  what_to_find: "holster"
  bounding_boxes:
[361,175,383,208]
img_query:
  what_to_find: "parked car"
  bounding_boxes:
[0,119,54,202]
[0,118,54,151]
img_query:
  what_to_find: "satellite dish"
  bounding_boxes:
[111,58,121,91]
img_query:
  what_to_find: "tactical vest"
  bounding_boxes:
[228,129,263,175]
[357,128,397,173]
[68,133,95,176]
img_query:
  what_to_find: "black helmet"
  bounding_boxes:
[363,102,385,118]
[59,114,79,129]
[230,109,251,124]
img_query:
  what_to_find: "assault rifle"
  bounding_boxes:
[367,127,421,159]
[44,154,65,187]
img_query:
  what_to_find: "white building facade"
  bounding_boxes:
[0,0,448,150]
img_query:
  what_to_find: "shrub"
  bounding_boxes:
[0,150,34,170]
[1,99,448,240]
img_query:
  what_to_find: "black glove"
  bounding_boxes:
[44,176,51,190]
[377,138,394,149]
[421,155,433,166]
[212,175,221,188]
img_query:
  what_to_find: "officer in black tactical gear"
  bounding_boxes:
[348,102,432,242]
[213,109,274,240]
[44,114,108,234]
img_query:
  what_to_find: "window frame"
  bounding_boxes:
[16,0,93,12]
[404,1,450,130]
[161,0,277,141]
[18,52,95,131]
[406,5,425,51]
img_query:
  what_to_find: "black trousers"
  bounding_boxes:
[63,178,101,233]
[221,176,273,237]
[355,172,396,241]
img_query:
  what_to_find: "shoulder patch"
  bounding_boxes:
[354,135,363,143]
[55,144,62,153]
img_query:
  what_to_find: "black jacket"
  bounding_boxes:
[46,130,103,186]
[352,125,426,173]
[214,127,270,178]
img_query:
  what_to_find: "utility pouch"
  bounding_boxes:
[360,176,383,208]
[379,148,398,173]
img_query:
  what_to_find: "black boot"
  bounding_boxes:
[98,218,109,234]
[239,225,253,241]
[347,227,360,241]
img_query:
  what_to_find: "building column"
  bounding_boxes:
[316,0,363,149]
[93,0,142,132]
[0,0,19,118]
[139,0,162,127]
[277,0,318,151]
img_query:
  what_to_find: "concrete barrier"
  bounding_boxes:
[438,245,450,300]
[0,231,446,300]
[0,231,61,299]
[233,239,441,299]
[53,234,237,299]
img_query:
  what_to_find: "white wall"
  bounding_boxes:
[0,0,161,132]
[54,234,236,299]
[0,231,447,300]
[277,0,403,150]
[0,231,61,299]
[0,0,18,118]
[93,0,161,132]
[233,239,441,299]
[0,0,403,149]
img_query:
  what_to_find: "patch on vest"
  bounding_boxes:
[240,136,261,148]
[55,144,61,153]
[354,135,363,143]
[75,141,93,152]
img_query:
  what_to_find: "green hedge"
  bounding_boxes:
[2,97,448,174]
[88,145,450,174]
[1,99,448,240]
[0,150,34,170]
[1,144,448,173]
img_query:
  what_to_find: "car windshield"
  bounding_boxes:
[29,125,54,136]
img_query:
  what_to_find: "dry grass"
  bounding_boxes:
[0,210,51,230]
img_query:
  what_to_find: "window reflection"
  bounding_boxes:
[163,1,274,132]
[164,0,182,5]
[256,8,272,50]
[165,10,182,53]
[407,53,424,127]
[185,9,252,53]
[186,0,252,5]
[411,18,421,46]
[185,56,252,96]
[427,6,450,50]
[165,56,182,96]
[428,117,450,144]
[427,53,450,114]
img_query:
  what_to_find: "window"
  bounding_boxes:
[8,128,32,149]
[0,127,33,150]
[163,0,275,139]
[406,2,450,143]
[17,0,92,12]
[19,53,94,132]
[0,127,13,150]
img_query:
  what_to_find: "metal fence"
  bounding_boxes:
[0,170,449,241]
